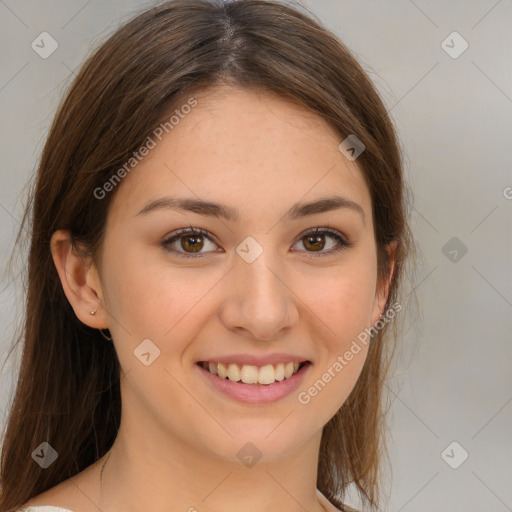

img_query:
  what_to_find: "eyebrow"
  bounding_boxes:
[135,194,365,224]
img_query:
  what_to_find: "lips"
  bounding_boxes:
[195,360,312,404]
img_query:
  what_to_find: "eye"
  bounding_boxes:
[162,226,219,258]
[161,226,353,259]
[291,227,353,257]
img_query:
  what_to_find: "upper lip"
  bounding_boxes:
[196,353,310,366]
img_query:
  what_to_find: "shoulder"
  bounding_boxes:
[16,482,78,512]
[18,459,102,512]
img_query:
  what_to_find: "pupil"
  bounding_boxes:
[306,235,324,251]
[183,235,203,252]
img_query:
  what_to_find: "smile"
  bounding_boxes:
[196,360,312,404]
[198,361,307,385]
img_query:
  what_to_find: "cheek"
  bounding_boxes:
[296,255,376,391]
[296,267,374,422]
[303,259,377,339]
[102,243,227,345]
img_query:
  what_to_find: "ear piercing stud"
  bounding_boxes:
[89,309,112,340]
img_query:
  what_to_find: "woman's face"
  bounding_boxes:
[93,85,390,462]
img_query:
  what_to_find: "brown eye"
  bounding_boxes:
[302,233,326,252]
[162,228,219,258]
[162,226,353,259]
[292,228,353,257]
[179,233,204,253]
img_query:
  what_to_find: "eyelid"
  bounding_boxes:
[291,226,353,256]
[161,226,220,258]
[161,225,353,258]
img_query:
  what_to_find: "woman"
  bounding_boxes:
[0,1,416,511]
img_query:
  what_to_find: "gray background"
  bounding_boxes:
[0,1,511,511]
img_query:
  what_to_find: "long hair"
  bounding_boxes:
[0,1,417,510]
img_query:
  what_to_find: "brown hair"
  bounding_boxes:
[0,1,417,510]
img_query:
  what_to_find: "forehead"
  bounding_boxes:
[107,85,372,225]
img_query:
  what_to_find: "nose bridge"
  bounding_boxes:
[236,236,285,301]
[222,235,298,338]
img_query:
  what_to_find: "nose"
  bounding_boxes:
[219,247,299,341]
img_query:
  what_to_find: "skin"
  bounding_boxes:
[40,85,395,512]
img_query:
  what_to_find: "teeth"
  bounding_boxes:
[241,364,259,384]
[201,361,304,385]
[227,363,240,382]
[258,364,275,385]
[218,362,228,379]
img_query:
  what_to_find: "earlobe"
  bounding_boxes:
[50,229,108,329]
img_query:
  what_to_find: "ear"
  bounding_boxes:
[50,229,108,329]
[370,241,397,327]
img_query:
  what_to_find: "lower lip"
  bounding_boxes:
[195,362,312,404]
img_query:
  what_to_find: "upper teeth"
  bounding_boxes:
[202,361,301,385]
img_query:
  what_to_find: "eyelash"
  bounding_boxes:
[161,225,354,259]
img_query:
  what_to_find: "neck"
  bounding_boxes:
[95,421,328,512]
